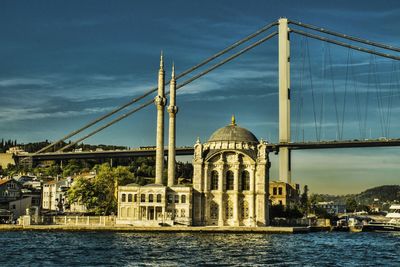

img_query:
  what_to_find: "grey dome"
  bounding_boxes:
[208,120,258,143]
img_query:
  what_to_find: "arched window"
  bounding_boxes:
[141,194,146,202]
[211,171,219,190]
[157,194,162,203]
[134,194,137,202]
[149,194,154,203]
[121,194,126,202]
[174,195,179,203]
[226,171,234,190]
[210,201,218,220]
[241,171,250,191]
[181,195,186,204]
[128,194,133,202]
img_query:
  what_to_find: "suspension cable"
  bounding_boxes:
[340,48,351,140]
[305,37,319,141]
[57,32,279,152]
[326,43,340,140]
[290,20,400,53]
[291,29,400,61]
[35,21,278,155]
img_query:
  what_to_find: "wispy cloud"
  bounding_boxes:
[0,106,115,122]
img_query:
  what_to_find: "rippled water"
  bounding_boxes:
[1,231,399,266]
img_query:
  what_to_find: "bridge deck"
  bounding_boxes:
[13,139,400,162]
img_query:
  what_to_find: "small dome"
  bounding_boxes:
[208,116,258,143]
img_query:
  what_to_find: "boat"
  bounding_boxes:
[333,215,368,232]
[348,217,363,232]
[363,204,400,232]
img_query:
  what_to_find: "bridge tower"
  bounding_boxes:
[278,18,291,183]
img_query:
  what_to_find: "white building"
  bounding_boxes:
[42,180,70,212]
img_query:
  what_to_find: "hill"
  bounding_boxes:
[312,185,400,205]
[356,185,400,203]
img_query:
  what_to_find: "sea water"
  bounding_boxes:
[1,231,399,266]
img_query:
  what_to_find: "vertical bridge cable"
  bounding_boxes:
[35,21,278,155]
[294,36,306,142]
[352,51,363,139]
[327,43,340,140]
[386,61,396,138]
[340,48,351,141]
[372,54,385,137]
[305,37,319,141]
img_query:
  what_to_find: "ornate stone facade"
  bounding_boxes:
[192,117,271,226]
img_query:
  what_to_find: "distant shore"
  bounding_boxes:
[0,224,309,234]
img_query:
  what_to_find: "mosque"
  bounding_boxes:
[116,55,271,227]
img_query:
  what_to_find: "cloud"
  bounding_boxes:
[0,78,51,87]
[0,106,115,122]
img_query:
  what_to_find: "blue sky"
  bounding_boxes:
[1,0,400,194]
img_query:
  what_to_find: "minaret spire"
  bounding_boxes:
[160,51,164,68]
[231,114,236,126]
[155,52,166,185]
[168,63,178,187]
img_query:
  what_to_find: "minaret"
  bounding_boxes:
[155,52,166,185]
[167,64,178,186]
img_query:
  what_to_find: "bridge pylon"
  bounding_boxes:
[278,17,291,183]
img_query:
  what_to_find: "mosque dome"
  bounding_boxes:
[208,116,259,144]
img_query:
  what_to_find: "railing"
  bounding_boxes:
[28,215,117,226]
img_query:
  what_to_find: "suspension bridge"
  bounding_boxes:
[14,18,400,183]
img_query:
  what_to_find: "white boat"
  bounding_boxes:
[386,204,400,225]
[363,204,400,232]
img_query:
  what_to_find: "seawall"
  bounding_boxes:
[0,224,309,234]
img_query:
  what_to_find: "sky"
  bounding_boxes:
[1,0,400,194]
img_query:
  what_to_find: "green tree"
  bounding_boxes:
[300,185,309,215]
[63,159,81,177]
[67,163,135,215]
[346,198,358,212]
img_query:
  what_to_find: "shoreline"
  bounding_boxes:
[0,224,310,234]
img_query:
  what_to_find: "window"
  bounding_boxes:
[241,171,250,191]
[174,195,179,203]
[157,194,162,203]
[122,194,126,202]
[141,194,146,202]
[273,187,277,195]
[278,187,283,195]
[181,209,186,217]
[181,195,186,204]
[210,202,218,220]
[134,194,137,202]
[168,194,173,204]
[128,194,132,202]
[211,171,219,190]
[149,194,154,203]
[226,171,234,190]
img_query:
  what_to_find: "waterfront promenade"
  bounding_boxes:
[0,224,309,233]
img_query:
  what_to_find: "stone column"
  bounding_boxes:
[233,164,240,226]
[249,165,256,226]
[167,64,178,187]
[155,53,166,185]
[217,164,224,226]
